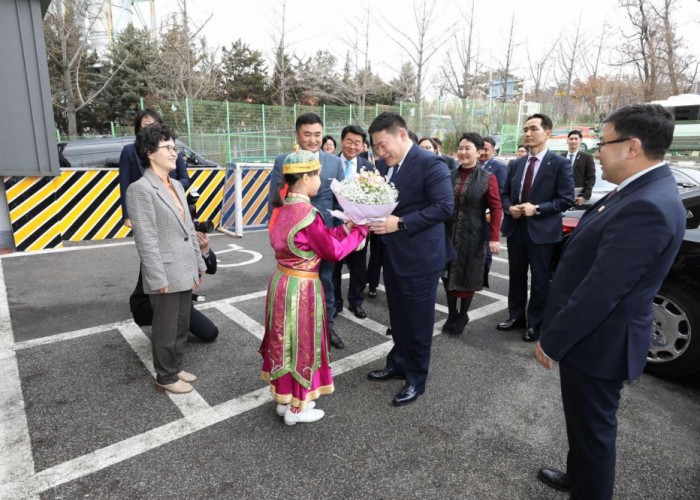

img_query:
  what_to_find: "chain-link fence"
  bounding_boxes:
[55,98,700,161]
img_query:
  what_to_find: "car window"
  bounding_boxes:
[179,146,201,165]
[62,148,121,169]
[672,170,699,187]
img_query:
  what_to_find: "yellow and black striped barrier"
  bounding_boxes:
[3,168,224,252]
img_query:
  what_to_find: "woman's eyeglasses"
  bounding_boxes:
[157,145,178,154]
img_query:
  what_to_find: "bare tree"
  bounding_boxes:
[555,16,583,121]
[44,0,128,136]
[616,0,663,101]
[525,37,558,103]
[385,0,455,101]
[651,0,698,95]
[151,2,220,101]
[494,13,518,103]
[440,1,481,100]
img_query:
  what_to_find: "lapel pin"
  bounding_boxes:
[598,205,605,212]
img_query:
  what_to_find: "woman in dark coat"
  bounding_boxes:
[443,132,503,335]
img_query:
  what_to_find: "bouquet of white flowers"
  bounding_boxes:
[329,168,399,224]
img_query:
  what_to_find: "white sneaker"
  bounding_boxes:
[276,401,315,416]
[284,407,325,426]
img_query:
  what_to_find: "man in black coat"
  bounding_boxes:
[333,125,375,321]
[563,130,596,205]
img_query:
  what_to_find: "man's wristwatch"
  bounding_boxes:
[397,217,406,230]
[534,205,541,215]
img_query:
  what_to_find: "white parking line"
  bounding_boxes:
[0,284,508,497]
[117,322,211,417]
[0,263,37,499]
[338,310,390,337]
[214,302,265,340]
[11,320,135,351]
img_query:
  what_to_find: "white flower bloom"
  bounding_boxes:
[334,168,398,205]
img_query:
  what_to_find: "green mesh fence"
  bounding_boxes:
[58,98,700,160]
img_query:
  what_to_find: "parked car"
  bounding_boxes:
[57,136,220,170]
[557,167,700,377]
[547,126,598,153]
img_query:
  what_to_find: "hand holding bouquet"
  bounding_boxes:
[329,168,399,225]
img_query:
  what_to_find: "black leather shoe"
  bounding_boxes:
[349,305,367,319]
[333,305,343,319]
[367,367,405,381]
[537,468,573,492]
[522,327,541,342]
[330,330,345,349]
[496,317,526,331]
[368,289,378,298]
[392,383,425,406]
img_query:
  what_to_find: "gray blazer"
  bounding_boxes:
[126,168,206,294]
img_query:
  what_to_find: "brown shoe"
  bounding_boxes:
[155,380,193,394]
[177,370,197,383]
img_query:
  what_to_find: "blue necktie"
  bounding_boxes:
[344,160,352,179]
[389,165,400,183]
[568,153,575,164]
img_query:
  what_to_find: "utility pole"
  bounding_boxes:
[183,0,193,97]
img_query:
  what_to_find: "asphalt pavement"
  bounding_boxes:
[0,231,698,499]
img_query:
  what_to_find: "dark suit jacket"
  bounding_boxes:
[269,150,344,227]
[375,158,389,177]
[501,151,574,244]
[482,158,507,192]
[338,154,376,175]
[562,151,596,199]
[440,154,460,171]
[541,165,685,381]
[119,143,191,219]
[381,144,455,277]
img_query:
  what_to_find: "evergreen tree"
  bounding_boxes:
[221,39,270,103]
[94,24,159,129]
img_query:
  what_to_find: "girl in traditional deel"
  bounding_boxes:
[260,150,368,425]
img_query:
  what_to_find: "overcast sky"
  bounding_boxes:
[125,0,700,99]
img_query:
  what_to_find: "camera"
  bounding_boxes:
[186,190,214,233]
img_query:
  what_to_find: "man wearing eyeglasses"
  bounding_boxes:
[534,105,685,499]
[497,113,574,342]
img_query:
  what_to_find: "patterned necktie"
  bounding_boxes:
[568,153,575,165]
[344,159,352,179]
[521,156,537,203]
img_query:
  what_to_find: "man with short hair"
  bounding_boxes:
[497,113,574,342]
[332,125,375,320]
[535,104,684,500]
[366,112,455,406]
[433,137,459,170]
[479,137,507,192]
[479,136,508,282]
[564,130,596,205]
[267,112,346,349]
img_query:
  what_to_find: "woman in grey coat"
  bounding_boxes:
[126,124,207,394]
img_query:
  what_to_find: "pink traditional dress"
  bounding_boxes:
[260,193,367,410]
